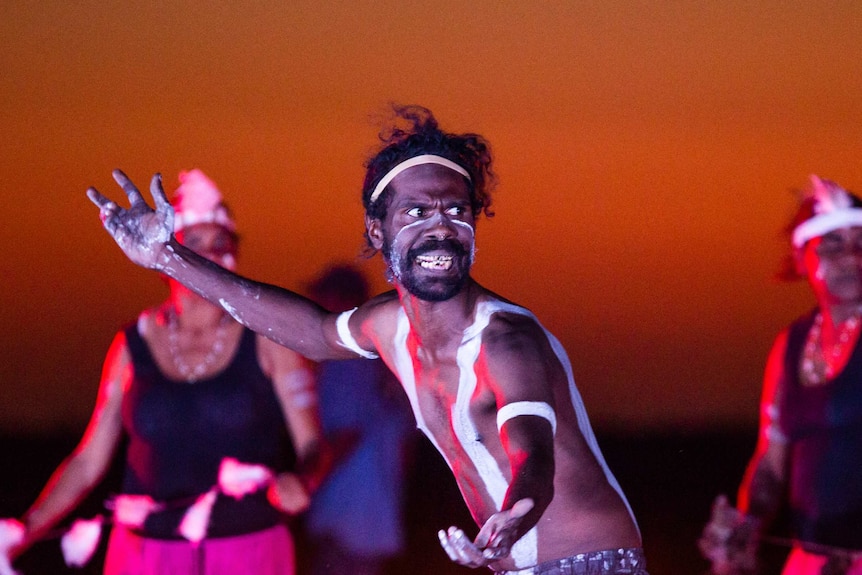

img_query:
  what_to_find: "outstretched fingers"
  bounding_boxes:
[147,173,169,210]
[86,170,176,269]
[112,169,146,207]
[438,526,486,567]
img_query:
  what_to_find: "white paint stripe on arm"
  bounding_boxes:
[497,401,557,435]
[335,308,379,359]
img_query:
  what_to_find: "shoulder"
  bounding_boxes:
[479,302,553,366]
[344,290,401,344]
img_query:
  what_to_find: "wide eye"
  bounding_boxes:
[446,205,466,217]
[406,207,425,218]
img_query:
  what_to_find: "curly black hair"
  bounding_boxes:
[361,104,496,252]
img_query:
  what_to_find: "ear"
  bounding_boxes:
[365,215,384,251]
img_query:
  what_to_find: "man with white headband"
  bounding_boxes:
[700,175,862,575]
[87,104,647,574]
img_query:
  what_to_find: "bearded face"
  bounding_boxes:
[368,163,478,302]
[384,234,474,301]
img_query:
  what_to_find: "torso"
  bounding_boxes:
[120,314,293,539]
[780,310,862,548]
[370,291,641,570]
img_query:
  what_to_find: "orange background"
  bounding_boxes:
[1,2,860,435]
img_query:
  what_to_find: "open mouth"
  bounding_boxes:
[416,254,454,271]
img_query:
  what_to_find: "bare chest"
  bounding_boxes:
[407,349,497,452]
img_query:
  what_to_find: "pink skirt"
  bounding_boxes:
[104,524,295,575]
[782,547,862,575]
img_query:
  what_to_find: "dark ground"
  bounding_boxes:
[0,429,791,575]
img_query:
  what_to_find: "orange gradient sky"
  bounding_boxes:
[1,2,860,434]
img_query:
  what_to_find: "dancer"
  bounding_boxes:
[3,170,327,574]
[87,105,646,574]
[700,175,862,575]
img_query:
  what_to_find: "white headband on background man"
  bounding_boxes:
[792,174,862,248]
[173,169,236,233]
[369,154,471,205]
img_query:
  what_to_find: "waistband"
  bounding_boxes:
[495,548,647,575]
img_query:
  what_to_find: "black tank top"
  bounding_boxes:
[122,322,296,539]
[780,310,862,548]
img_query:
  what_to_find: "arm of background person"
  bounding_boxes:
[11,331,130,557]
[737,328,790,522]
[258,336,333,515]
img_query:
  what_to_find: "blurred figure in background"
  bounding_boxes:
[301,263,416,575]
[700,175,862,575]
[1,170,328,574]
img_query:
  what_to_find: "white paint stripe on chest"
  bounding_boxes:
[454,301,537,568]
[392,309,441,453]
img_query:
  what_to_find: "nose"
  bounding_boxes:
[425,212,456,241]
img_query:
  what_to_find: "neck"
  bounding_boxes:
[822,301,862,327]
[396,279,481,346]
[167,289,227,329]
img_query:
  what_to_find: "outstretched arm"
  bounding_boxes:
[87,170,355,362]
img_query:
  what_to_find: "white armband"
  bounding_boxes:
[336,308,379,359]
[497,401,557,435]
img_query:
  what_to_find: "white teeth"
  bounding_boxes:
[416,254,453,270]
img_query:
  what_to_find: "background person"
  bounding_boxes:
[300,263,416,575]
[2,169,328,575]
[700,175,862,575]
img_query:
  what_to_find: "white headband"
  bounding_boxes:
[792,174,862,247]
[172,169,236,234]
[793,211,862,247]
[369,154,471,205]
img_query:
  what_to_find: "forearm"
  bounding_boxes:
[502,454,555,536]
[21,454,103,547]
[738,460,785,524]
[158,239,335,360]
[293,437,333,495]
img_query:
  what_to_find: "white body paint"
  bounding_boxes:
[497,401,557,436]
[388,216,476,281]
[218,299,242,324]
[388,297,637,569]
[335,308,379,359]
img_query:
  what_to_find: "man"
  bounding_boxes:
[88,105,646,574]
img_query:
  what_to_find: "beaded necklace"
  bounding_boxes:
[167,309,230,383]
[800,312,860,387]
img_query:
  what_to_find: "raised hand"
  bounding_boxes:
[86,170,175,270]
[438,498,534,568]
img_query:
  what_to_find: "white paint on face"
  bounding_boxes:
[388,219,427,280]
[387,215,476,279]
[451,219,476,265]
